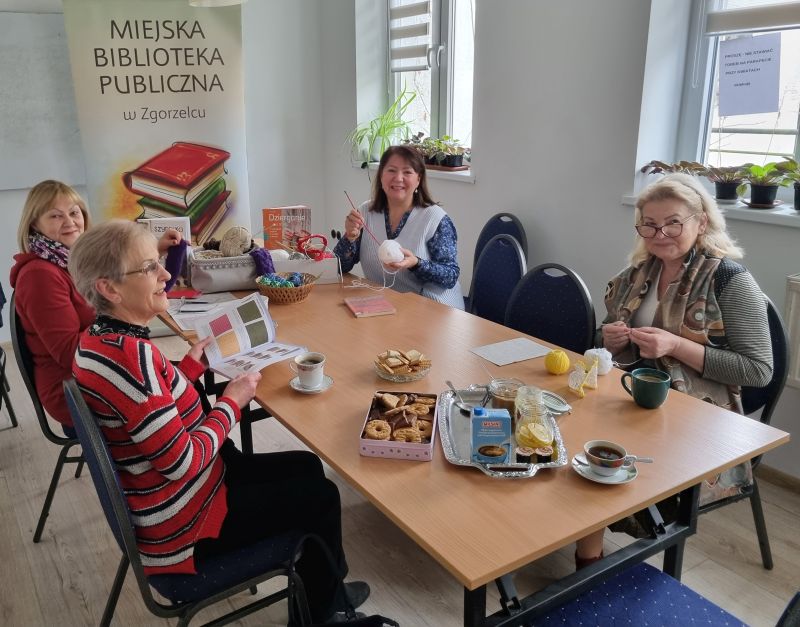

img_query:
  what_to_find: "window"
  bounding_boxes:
[693,0,800,167]
[388,0,475,146]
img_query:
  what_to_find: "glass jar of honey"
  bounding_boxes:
[488,378,524,414]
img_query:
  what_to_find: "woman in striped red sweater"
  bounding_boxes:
[69,220,368,623]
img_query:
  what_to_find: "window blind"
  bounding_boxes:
[705,1,800,36]
[389,0,432,72]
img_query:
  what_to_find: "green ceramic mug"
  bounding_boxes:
[620,368,671,409]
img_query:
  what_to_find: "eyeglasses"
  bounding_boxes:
[123,259,162,277]
[635,213,700,239]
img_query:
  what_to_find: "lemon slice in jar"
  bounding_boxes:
[517,423,553,448]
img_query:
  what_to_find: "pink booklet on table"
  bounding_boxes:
[344,295,397,318]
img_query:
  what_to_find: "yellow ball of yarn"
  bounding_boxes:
[545,350,570,375]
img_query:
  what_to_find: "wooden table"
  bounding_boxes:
[163,284,789,626]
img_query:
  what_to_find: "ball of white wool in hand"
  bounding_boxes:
[584,348,614,375]
[378,239,404,264]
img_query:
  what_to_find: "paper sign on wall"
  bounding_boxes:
[718,33,780,117]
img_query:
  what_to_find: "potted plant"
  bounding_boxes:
[403,133,470,168]
[736,163,791,207]
[701,165,745,202]
[346,87,416,169]
[776,159,800,210]
[639,160,706,176]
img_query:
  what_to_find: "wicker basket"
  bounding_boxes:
[255,272,317,304]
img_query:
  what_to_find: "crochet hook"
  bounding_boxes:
[344,191,381,245]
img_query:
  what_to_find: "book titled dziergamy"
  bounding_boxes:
[123,142,230,209]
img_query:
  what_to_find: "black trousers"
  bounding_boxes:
[194,441,346,621]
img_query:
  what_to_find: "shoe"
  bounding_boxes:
[574,550,604,570]
[343,581,370,609]
[325,610,367,623]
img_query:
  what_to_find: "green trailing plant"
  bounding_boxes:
[736,162,791,196]
[639,160,706,176]
[702,165,745,184]
[346,87,417,169]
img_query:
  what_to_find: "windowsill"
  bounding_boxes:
[621,194,800,228]
[354,161,476,184]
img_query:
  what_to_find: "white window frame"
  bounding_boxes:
[677,0,800,169]
[389,0,466,140]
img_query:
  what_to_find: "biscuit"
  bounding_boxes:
[377,393,400,409]
[392,426,422,443]
[364,419,391,440]
[415,396,436,405]
[416,419,433,440]
[396,393,408,407]
[407,403,430,416]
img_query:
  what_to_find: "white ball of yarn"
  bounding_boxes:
[378,239,404,264]
[584,348,613,375]
[219,226,252,257]
[270,249,291,261]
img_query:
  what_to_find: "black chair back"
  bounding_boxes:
[473,213,528,270]
[741,296,789,470]
[469,234,526,325]
[10,293,73,445]
[504,263,596,354]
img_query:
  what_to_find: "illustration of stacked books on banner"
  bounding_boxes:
[124,141,231,245]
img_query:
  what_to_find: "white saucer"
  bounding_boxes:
[715,198,741,206]
[571,455,638,484]
[289,375,334,394]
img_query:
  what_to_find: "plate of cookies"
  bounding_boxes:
[359,391,438,461]
[374,349,431,383]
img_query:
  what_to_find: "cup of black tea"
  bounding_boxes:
[583,440,631,476]
[290,352,326,389]
[620,367,671,409]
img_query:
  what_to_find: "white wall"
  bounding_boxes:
[1,0,795,478]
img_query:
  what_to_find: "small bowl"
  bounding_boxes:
[374,363,431,383]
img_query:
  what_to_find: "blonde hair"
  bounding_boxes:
[629,173,743,266]
[17,180,92,252]
[69,220,155,315]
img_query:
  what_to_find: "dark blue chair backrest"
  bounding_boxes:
[504,263,596,354]
[469,234,526,325]
[473,213,528,270]
[63,379,132,553]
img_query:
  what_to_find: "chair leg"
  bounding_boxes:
[33,444,72,542]
[74,458,85,479]
[0,381,18,428]
[101,554,129,627]
[749,479,773,570]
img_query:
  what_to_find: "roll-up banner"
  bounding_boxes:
[63,0,249,245]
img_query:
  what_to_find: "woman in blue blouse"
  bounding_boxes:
[334,145,464,309]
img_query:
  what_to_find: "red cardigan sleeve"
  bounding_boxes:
[16,262,93,370]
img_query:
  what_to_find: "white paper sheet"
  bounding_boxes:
[470,338,551,366]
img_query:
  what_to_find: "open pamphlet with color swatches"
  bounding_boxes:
[194,292,305,379]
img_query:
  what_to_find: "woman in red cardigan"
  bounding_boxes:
[69,220,368,623]
[10,180,180,431]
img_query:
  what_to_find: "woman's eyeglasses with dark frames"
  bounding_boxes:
[635,213,700,239]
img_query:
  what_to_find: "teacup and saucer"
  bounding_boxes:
[571,440,652,485]
[289,352,333,394]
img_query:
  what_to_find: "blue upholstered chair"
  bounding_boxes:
[468,234,526,325]
[466,213,528,310]
[63,378,312,627]
[697,296,789,570]
[10,293,84,542]
[533,562,746,626]
[504,263,596,354]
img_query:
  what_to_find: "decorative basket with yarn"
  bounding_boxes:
[255,272,317,305]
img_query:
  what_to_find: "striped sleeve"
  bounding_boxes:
[75,337,239,483]
[702,272,773,387]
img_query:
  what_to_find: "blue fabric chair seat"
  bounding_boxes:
[148,530,303,603]
[534,562,745,626]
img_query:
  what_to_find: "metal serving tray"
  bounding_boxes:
[437,388,568,478]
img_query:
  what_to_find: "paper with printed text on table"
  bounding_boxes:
[193,293,305,378]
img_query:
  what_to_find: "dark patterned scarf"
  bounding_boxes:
[28,232,70,269]
[88,314,150,340]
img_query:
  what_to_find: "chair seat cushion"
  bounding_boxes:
[148,530,303,603]
[534,562,745,626]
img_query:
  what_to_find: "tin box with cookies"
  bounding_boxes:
[359,390,438,461]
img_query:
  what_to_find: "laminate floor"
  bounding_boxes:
[0,337,796,626]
